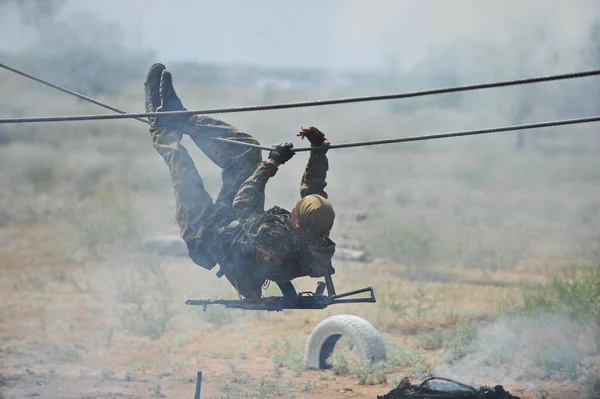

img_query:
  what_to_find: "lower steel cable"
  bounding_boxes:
[215,115,600,152]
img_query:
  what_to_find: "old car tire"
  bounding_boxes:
[304,314,386,369]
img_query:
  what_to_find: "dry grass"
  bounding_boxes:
[1,70,599,398]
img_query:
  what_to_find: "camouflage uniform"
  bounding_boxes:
[147,66,335,298]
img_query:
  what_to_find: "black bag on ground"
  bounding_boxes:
[378,377,521,399]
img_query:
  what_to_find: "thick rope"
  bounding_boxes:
[1,62,599,123]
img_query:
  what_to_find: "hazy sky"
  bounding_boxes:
[2,0,599,71]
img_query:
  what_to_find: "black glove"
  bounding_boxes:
[297,126,329,153]
[268,142,296,165]
[297,126,327,145]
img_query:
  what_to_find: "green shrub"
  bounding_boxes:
[386,342,433,377]
[77,184,143,254]
[325,348,356,376]
[438,325,479,364]
[521,265,600,325]
[585,373,600,399]
[119,298,176,340]
[349,361,393,385]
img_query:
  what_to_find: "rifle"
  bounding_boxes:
[185,284,376,312]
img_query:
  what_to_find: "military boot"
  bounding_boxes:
[144,63,183,153]
[156,68,191,131]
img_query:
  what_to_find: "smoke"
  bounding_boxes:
[1,0,154,95]
[434,313,595,388]
[325,0,599,71]
[4,0,596,72]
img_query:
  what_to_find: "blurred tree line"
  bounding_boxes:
[384,16,600,122]
[1,0,154,96]
[1,0,598,120]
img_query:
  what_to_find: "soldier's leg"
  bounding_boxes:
[146,63,220,270]
[154,139,220,270]
[186,117,263,206]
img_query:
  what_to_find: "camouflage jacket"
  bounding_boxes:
[231,150,336,282]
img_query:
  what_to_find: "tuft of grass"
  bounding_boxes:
[148,379,162,395]
[257,376,284,399]
[5,344,25,356]
[124,369,137,381]
[77,184,143,255]
[416,328,445,350]
[520,265,600,326]
[404,288,441,333]
[168,333,189,352]
[585,373,600,399]
[300,380,316,391]
[238,343,247,359]
[16,274,47,292]
[47,343,83,363]
[325,341,402,385]
[100,368,115,380]
[113,270,144,304]
[217,380,234,398]
[533,347,580,381]
[272,365,283,378]
[228,362,238,374]
[266,337,281,353]
[438,325,479,364]
[208,348,235,359]
[131,362,152,374]
[386,342,433,378]
[325,347,359,376]
[349,361,393,385]
[271,337,306,376]
[373,223,437,272]
[119,297,176,340]
[456,232,530,271]
[200,305,235,327]
[172,361,189,383]
[370,288,410,332]
[23,163,56,193]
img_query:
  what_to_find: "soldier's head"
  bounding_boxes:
[290,194,335,237]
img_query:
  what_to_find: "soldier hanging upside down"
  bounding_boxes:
[144,63,336,298]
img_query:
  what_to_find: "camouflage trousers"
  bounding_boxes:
[154,116,264,297]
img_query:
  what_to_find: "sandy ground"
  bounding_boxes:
[1,70,599,399]
[0,227,593,399]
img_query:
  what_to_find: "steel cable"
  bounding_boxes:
[216,115,600,152]
[1,62,598,152]
[0,61,249,149]
[1,62,599,124]
[0,62,150,125]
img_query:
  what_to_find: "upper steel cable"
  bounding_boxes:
[0,62,150,125]
[1,62,598,152]
[0,62,270,149]
[1,62,599,124]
